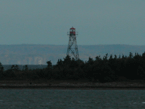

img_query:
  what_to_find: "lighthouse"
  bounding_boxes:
[67,27,79,60]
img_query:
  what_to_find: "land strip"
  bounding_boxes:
[0,80,145,89]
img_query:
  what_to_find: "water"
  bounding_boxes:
[0,89,145,109]
[3,65,47,71]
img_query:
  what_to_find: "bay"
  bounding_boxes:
[0,89,145,109]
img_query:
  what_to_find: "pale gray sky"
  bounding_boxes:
[0,0,145,45]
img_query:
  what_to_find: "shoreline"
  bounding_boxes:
[1,85,145,90]
[0,81,145,89]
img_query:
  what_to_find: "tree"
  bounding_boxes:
[87,57,94,65]
[137,66,145,79]
[11,65,19,71]
[47,61,52,69]
[0,62,4,79]
[129,52,133,58]
[56,59,63,66]
[23,65,28,71]
[63,55,71,65]
[0,62,4,73]
[103,53,108,61]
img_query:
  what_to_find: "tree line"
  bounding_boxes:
[0,52,145,82]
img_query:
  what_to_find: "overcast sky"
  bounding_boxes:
[0,0,145,45]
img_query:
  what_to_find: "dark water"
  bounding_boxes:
[0,89,145,109]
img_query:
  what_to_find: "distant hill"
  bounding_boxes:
[0,44,145,65]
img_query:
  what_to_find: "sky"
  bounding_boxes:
[0,0,145,45]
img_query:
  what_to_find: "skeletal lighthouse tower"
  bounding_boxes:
[67,27,79,60]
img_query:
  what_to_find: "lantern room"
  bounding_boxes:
[70,27,76,36]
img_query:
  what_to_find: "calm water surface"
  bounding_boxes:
[0,89,145,109]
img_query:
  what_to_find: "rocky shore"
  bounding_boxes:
[0,80,145,89]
